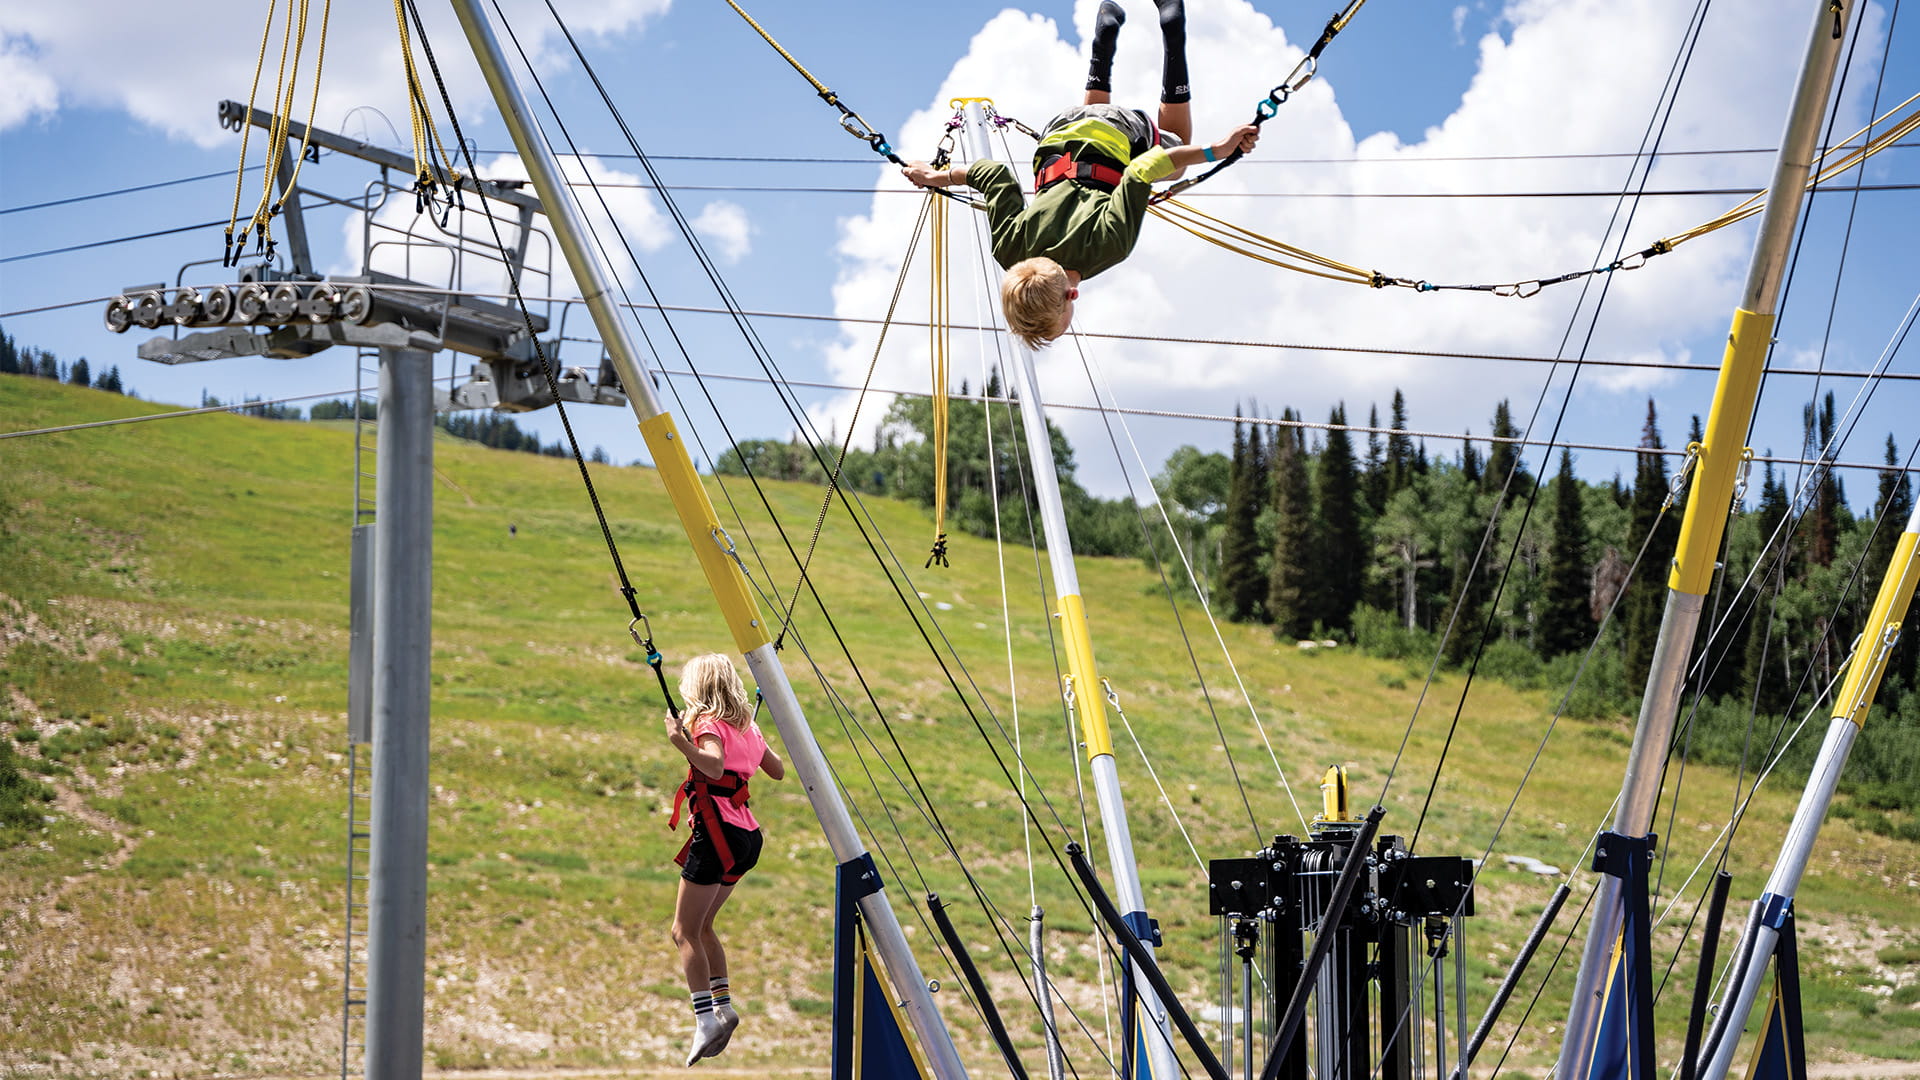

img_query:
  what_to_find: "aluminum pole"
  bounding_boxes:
[1554,3,1855,1074]
[959,101,1177,1079]
[1699,500,1918,1080]
[443,4,966,1075]
[365,345,434,1080]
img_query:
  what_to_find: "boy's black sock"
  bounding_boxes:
[1158,0,1190,103]
[1086,0,1125,94]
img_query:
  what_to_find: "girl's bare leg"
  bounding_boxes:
[672,878,724,991]
[1084,90,1113,106]
[698,882,738,979]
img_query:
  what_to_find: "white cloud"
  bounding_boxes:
[818,0,1884,485]
[691,200,753,263]
[1452,6,1470,43]
[0,0,670,147]
[0,34,58,128]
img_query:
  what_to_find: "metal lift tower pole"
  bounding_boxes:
[1553,3,1855,1075]
[443,3,969,1076]
[364,346,435,1080]
[957,102,1179,1080]
[1698,500,1919,1080]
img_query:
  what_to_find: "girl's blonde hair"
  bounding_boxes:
[679,653,753,729]
[1000,257,1071,348]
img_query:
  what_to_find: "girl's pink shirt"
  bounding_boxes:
[689,715,768,831]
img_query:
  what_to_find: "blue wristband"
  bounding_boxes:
[1202,146,1216,163]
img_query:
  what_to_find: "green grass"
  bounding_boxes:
[1,373,1916,1076]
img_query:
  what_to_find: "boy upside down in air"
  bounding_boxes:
[903,0,1260,347]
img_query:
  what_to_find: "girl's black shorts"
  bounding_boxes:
[679,820,763,886]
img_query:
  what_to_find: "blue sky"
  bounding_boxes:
[2,0,1915,510]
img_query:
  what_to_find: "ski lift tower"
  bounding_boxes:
[108,100,628,1080]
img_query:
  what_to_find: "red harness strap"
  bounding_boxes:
[1035,151,1125,193]
[669,768,752,873]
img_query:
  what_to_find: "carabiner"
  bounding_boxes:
[1283,54,1318,93]
[839,112,875,141]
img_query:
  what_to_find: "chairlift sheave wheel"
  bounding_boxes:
[304,284,342,324]
[336,285,373,325]
[235,283,270,325]
[166,287,203,326]
[130,290,166,330]
[103,296,133,334]
[201,285,235,324]
[264,283,302,324]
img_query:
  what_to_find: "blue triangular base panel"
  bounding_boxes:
[858,942,926,1079]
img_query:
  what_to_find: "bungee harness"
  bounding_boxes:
[1035,149,1126,194]
[668,767,754,880]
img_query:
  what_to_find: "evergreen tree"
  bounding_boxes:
[1623,400,1674,680]
[94,365,124,394]
[1217,409,1267,621]
[68,357,91,387]
[0,329,18,375]
[1460,430,1481,486]
[1484,399,1528,500]
[1742,457,1794,715]
[1870,435,1917,700]
[1364,404,1386,515]
[1539,448,1589,657]
[1386,389,1415,494]
[36,351,59,380]
[1803,392,1841,568]
[1268,409,1315,638]
[1314,403,1364,633]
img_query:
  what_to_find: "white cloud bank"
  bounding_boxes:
[0,0,669,146]
[819,0,1888,486]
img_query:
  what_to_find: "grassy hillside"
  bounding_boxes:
[2,373,1916,1078]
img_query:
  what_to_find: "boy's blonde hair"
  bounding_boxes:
[1000,257,1072,348]
[679,653,753,730]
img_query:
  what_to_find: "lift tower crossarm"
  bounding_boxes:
[219,99,545,215]
[439,5,969,1079]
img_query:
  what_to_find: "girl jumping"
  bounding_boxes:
[664,653,785,1065]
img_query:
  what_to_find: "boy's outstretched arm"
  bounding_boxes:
[1161,124,1261,181]
[902,161,968,189]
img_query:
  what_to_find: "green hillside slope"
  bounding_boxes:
[2,373,1916,1077]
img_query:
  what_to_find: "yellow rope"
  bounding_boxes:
[227,0,280,255]
[272,0,332,216]
[928,191,952,567]
[1150,91,1920,292]
[391,0,461,197]
[720,0,833,97]
[1659,91,1920,249]
[248,0,308,254]
[1149,198,1376,285]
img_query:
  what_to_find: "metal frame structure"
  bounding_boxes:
[952,99,1178,1080]
[1555,2,1858,1074]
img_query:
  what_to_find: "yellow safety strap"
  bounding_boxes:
[927,192,952,568]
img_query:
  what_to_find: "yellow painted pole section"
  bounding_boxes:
[1057,594,1114,759]
[1834,530,1920,728]
[1670,308,1775,596]
[639,412,773,655]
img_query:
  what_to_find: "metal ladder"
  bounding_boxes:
[340,348,377,1079]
